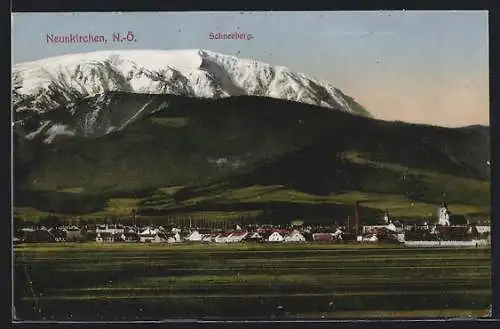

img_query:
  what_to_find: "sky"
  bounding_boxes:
[11,11,489,127]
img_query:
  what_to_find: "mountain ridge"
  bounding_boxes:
[12,49,371,144]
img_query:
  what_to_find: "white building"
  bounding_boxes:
[65,226,84,241]
[186,230,203,242]
[215,233,231,243]
[166,232,181,243]
[476,226,491,234]
[386,222,403,233]
[202,234,216,243]
[247,232,263,240]
[362,234,378,242]
[96,232,114,243]
[140,234,165,243]
[227,231,248,243]
[139,227,164,243]
[332,228,343,240]
[96,224,125,235]
[283,230,305,242]
[362,225,387,233]
[139,227,158,235]
[139,233,165,243]
[267,231,284,242]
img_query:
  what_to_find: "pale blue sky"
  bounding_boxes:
[11,11,489,127]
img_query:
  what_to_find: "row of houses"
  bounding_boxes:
[14,225,351,244]
[14,214,491,245]
[185,229,309,243]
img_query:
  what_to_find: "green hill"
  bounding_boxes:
[13,93,490,226]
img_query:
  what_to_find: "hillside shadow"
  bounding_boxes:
[170,111,489,211]
[14,95,490,218]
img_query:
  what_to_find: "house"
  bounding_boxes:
[215,232,231,243]
[332,228,343,240]
[475,225,490,234]
[267,231,284,243]
[435,225,472,241]
[20,228,34,235]
[138,231,157,243]
[96,232,114,243]
[23,228,55,243]
[65,226,84,242]
[157,232,169,241]
[96,224,125,235]
[96,224,109,233]
[284,230,306,243]
[277,229,293,237]
[362,225,387,234]
[139,233,164,243]
[139,227,157,235]
[385,223,397,232]
[360,234,378,242]
[245,232,263,242]
[139,228,165,243]
[202,233,217,243]
[312,233,332,242]
[14,229,25,240]
[186,230,204,242]
[122,232,140,242]
[227,231,248,243]
[404,220,432,231]
[125,226,139,234]
[167,232,182,243]
[49,227,67,242]
[112,232,125,242]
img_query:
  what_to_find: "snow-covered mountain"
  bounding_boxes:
[12,49,371,143]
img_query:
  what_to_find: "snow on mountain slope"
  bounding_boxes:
[12,49,371,143]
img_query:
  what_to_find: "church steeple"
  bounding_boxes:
[437,203,450,226]
[383,210,390,224]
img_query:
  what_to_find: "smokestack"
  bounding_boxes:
[355,201,360,234]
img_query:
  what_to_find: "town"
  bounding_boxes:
[14,203,491,247]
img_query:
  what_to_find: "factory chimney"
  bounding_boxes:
[355,201,361,234]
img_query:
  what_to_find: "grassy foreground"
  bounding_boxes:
[14,243,491,321]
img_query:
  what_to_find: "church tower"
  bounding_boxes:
[437,203,450,226]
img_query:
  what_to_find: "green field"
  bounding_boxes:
[13,184,490,226]
[14,243,491,320]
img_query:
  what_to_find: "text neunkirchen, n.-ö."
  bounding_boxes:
[45,33,106,44]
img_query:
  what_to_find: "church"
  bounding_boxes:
[436,203,469,227]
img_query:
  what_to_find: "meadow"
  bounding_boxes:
[13,243,491,321]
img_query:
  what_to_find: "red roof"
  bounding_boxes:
[230,231,248,237]
[312,233,332,241]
